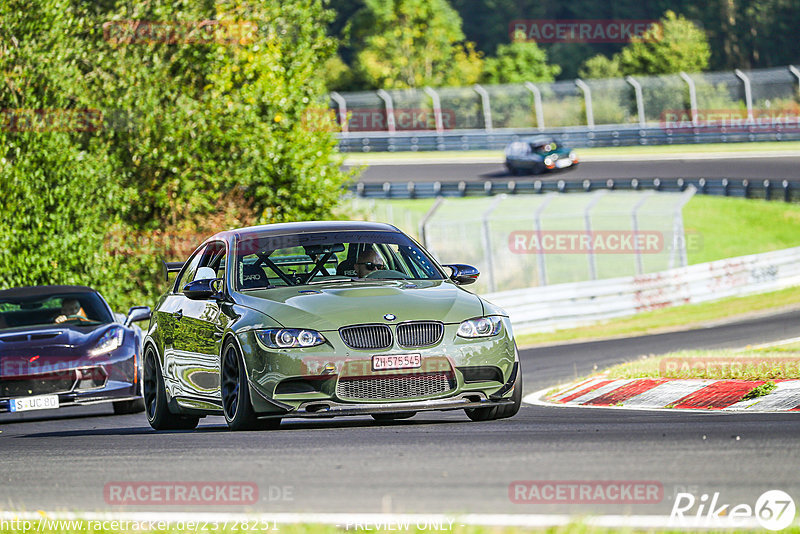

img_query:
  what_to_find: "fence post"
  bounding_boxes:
[631,191,655,275]
[423,87,444,133]
[376,89,396,133]
[789,66,800,93]
[584,190,608,280]
[734,69,754,121]
[473,84,493,131]
[679,72,699,126]
[524,82,545,131]
[481,195,505,292]
[418,197,445,248]
[625,76,646,128]
[533,194,556,286]
[330,91,348,132]
[575,78,594,129]
[669,185,697,269]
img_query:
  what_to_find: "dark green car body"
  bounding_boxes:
[505,136,579,175]
[143,221,521,430]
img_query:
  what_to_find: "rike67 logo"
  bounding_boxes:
[671,490,796,530]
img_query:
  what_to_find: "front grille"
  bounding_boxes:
[0,332,61,343]
[396,321,444,348]
[336,372,456,400]
[0,370,77,398]
[339,324,392,350]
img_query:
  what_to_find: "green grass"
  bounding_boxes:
[516,284,800,347]
[342,140,800,163]
[683,195,800,264]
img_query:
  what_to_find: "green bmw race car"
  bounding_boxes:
[143,221,522,431]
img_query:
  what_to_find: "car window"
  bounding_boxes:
[0,292,113,329]
[235,231,444,290]
[175,248,204,294]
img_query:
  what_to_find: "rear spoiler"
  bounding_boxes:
[161,260,185,282]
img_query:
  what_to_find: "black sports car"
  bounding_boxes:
[0,285,151,415]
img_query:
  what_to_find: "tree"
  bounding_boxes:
[617,11,711,75]
[482,31,561,84]
[578,54,622,79]
[348,0,483,89]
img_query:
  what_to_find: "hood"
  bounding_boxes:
[0,323,120,377]
[235,280,484,331]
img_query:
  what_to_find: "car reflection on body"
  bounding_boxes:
[144,221,522,431]
[505,136,579,175]
[0,285,151,415]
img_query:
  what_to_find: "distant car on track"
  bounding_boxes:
[0,285,151,415]
[505,136,579,175]
[144,221,522,431]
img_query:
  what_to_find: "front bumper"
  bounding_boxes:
[268,392,514,419]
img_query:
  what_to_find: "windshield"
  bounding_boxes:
[235,231,445,290]
[0,292,113,330]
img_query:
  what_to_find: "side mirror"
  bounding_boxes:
[183,278,222,300]
[442,264,480,285]
[125,306,152,327]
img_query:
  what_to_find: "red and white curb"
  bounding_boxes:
[525,376,800,412]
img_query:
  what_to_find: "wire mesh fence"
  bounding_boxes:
[351,190,696,295]
[332,66,800,133]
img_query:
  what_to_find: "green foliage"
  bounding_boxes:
[482,32,560,84]
[0,0,353,311]
[347,0,483,89]
[578,55,622,80]
[617,11,711,76]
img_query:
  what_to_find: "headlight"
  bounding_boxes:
[457,317,503,338]
[90,327,124,356]
[544,156,554,167]
[255,329,326,349]
[569,151,578,162]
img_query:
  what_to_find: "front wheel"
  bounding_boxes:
[221,341,280,431]
[143,348,199,430]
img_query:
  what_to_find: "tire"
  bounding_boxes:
[465,368,522,422]
[144,347,199,431]
[371,412,416,421]
[221,340,280,431]
[113,398,145,415]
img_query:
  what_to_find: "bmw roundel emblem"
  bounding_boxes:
[384,313,396,321]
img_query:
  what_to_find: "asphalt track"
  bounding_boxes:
[349,155,800,183]
[3,309,800,517]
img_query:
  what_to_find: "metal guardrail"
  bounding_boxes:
[352,177,798,202]
[338,125,800,153]
[485,246,800,334]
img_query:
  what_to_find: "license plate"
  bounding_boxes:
[10,395,60,412]
[556,158,572,168]
[372,354,422,371]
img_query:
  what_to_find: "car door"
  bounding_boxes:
[170,241,228,405]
